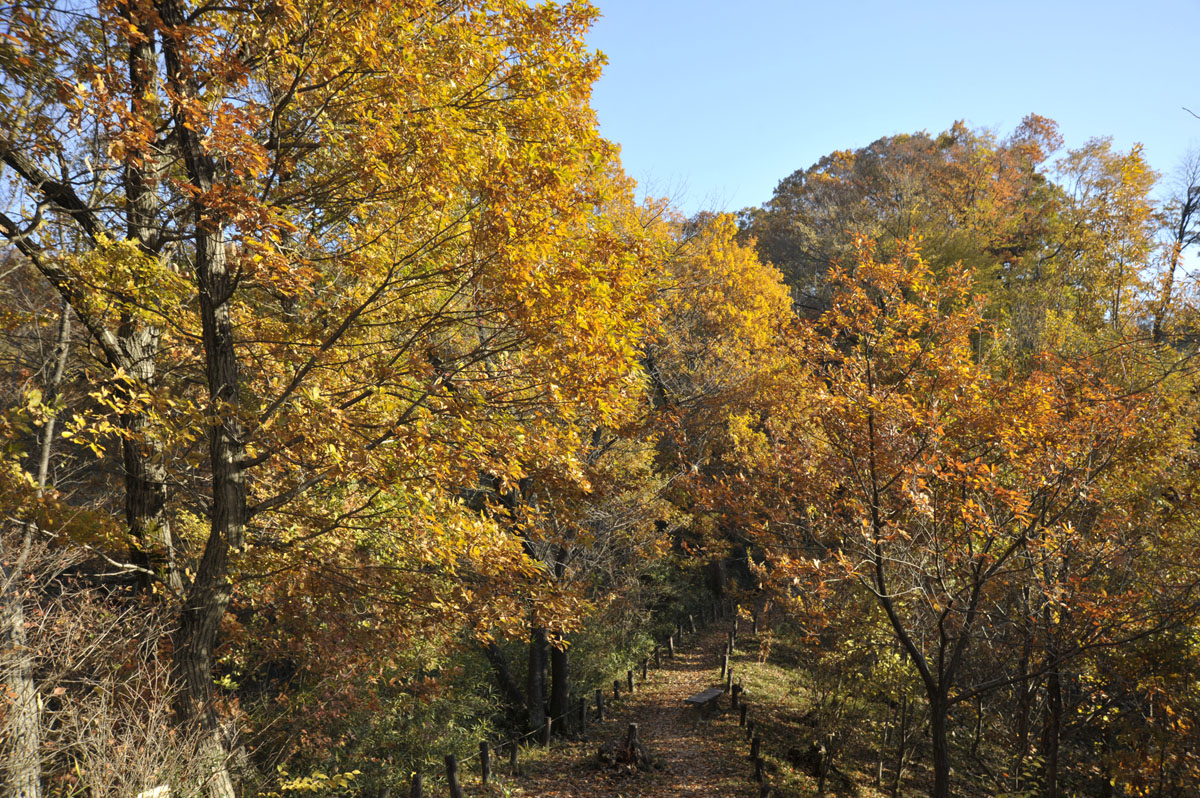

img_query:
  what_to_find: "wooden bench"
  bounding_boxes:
[683,686,724,719]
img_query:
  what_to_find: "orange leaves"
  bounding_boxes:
[721,229,1198,690]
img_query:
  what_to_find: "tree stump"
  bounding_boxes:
[598,722,659,771]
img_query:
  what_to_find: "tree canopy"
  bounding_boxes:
[3,5,1200,797]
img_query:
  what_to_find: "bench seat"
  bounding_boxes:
[683,686,724,718]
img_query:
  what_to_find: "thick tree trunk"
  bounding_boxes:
[482,642,526,714]
[929,692,951,798]
[527,626,548,736]
[709,559,727,598]
[120,324,180,594]
[549,635,570,735]
[120,0,181,596]
[171,229,244,798]
[159,2,246,794]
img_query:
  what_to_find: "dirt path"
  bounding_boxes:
[504,625,759,798]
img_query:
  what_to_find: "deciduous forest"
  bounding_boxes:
[2,2,1199,797]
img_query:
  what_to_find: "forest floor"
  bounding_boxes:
[483,623,763,798]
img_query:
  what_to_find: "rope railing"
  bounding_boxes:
[407,596,739,797]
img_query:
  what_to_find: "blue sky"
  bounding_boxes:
[587,0,1200,214]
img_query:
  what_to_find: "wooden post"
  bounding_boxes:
[641,657,649,681]
[667,635,675,659]
[752,613,759,635]
[726,667,734,694]
[625,723,640,755]
[750,735,761,761]
[733,609,740,636]
[729,629,736,652]
[410,771,423,798]
[732,683,742,709]
[754,756,764,784]
[688,614,697,634]
[541,717,552,746]
[596,688,604,721]
[677,621,685,641]
[578,696,587,733]
[627,669,635,693]
[739,703,749,727]
[654,646,662,667]
[509,736,519,775]
[479,741,490,785]
[613,679,621,702]
[746,719,755,741]
[721,654,729,680]
[445,755,463,798]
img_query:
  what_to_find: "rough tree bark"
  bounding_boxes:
[527,626,548,737]
[120,0,181,596]
[157,1,247,794]
[549,635,570,736]
[1041,660,1063,798]
[3,526,40,798]
[482,641,526,715]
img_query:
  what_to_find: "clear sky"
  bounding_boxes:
[587,0,1200,215]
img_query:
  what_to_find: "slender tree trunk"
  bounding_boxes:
[1013,639,1033,793]
[1152,172,1198,343]
[35,299,70,491]
[527,626,548,737]
[5,296,74,798]
[1100,730,1115,798]
[889,694,911,798]
[1041,664,1062,798]
[548,554,570,734]
[3,527,39,798]
[970,694,983,758]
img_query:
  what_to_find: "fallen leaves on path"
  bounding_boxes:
[484,626,760,797]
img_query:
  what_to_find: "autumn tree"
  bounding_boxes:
[743,116,1162,358]
[1,1,661,794]
[742,117,1063,314]
[722,238,1200,798]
